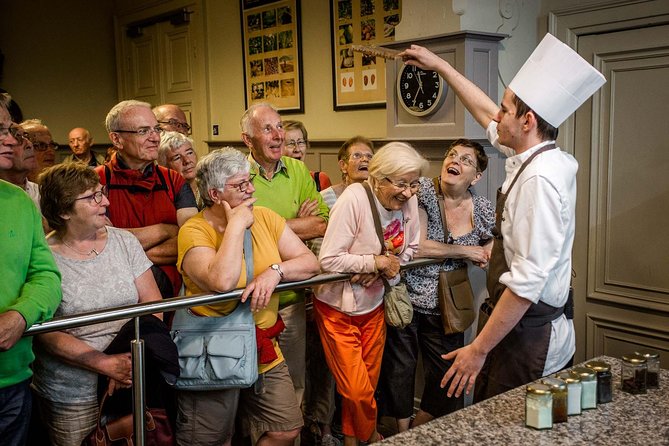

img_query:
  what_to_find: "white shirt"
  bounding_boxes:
[487,121,576,375]
[24,180,40,210]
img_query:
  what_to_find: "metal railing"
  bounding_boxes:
[24,258,439,445]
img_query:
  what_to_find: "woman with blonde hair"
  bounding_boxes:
[315,142,428,446]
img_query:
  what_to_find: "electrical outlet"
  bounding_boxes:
[213,124,219,135]
[499,0,514,19]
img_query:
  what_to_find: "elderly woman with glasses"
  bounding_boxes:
[282,120,331,192]
[377,139,495,432]
[176,147,319,446]
[158,131,200,207]
[31,163,163,446]
[314,142,428,446]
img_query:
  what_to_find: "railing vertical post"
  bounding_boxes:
[131,316,146,446]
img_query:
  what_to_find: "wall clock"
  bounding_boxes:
[382,31,505,139]
[396,65,446,116]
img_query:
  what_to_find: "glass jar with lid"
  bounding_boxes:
[526,383,553,430]
[585,360,612,403]
[541,377,568,423]
[635,349,660,389]
[555,371,582,415]
[571,366,597,409]
[621,353,648,394]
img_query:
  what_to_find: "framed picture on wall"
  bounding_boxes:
[241,0,304,113]
[330,0,401,110]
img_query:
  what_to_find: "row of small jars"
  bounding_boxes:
[525,351,661,430]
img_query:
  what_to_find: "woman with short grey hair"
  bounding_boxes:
[177,147,319,446]
[158,131,199,207]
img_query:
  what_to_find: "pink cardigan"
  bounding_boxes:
[315,182,420,315]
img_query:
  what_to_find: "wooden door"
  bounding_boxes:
[572,24,669,364]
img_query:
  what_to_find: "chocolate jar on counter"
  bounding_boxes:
[541,378,568,423]
[635,349,660,389]
[585,360,612,404]
[621,354,648,395]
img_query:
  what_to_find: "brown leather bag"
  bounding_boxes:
[431,177,476,334]
[438,266,476,334]
[81,393,174,446]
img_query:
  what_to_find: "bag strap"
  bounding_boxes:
[504,143,556,195]
[362,182,391,292]
[313,171,321,192]
[243,228,254,284]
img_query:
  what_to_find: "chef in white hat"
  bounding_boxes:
[401,33,606,401]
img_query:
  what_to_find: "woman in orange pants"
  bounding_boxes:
[314,142,427,445]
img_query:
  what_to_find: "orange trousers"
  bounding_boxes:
[314,299,386,441]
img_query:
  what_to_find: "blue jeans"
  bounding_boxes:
[0,379,32,446]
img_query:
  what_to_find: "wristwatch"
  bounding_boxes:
[270,263,284,280]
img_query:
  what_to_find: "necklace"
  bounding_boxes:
[60,229,106,257]
[61,238,99,256]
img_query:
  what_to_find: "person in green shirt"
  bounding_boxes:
[240,102,329,412]
[0,93,62,446]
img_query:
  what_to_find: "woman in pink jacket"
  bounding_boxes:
[314,142,428,446]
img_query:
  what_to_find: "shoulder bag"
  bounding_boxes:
[170,229,258,390]
[81,392,173,446]
[432,177,476,334]
[362,183,413,329]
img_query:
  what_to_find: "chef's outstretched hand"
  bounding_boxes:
[440,343,487,398]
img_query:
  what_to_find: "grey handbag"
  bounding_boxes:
[362,183,413,329]
[170,229,258,390]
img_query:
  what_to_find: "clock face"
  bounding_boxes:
[396,65,446,117]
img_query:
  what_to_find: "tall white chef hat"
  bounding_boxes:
[508,33,606,128]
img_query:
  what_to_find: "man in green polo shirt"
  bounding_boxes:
[241,102,329,409]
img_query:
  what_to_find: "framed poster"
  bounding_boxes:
[241,0,304,113]
[330,0,401,110]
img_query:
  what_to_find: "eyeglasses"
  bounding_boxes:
[384,177,420,193]
[112,126,165,137]
[285,139,307,149]
[158,119,192,134]
[446,150,478,170]
[349,152,373,161]
[226,174,256,193]
[32,141,59,152]
[75,186,108,204]
[0,125,27,144]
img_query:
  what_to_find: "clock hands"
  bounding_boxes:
[412,70,425,107]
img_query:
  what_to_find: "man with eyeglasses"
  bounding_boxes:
[20,119,57,183]
[0,124,40,209]
[402,35,605,401]
[153,104,192,135]
[64,127,105,167]
[96,100,198,299]
[0,93,62,446]
[240,103,329,412]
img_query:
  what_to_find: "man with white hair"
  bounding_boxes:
[96,100,198,298]
[402,33,606,400]
[240,102,329,410]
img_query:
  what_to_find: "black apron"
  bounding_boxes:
[474,144,569,402]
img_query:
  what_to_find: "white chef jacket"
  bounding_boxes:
[487,121,576,375]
